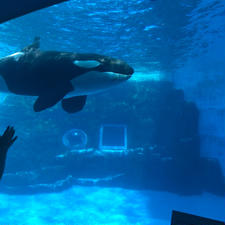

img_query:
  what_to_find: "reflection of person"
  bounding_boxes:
[0,126,17,179]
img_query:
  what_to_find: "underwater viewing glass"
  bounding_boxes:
[62,129,88,149]
[0,0,225,224]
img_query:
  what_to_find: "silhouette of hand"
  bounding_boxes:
[0,126,17,153]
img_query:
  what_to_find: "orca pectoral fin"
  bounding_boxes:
[61,96,87,113]
[34,93,64,112]
[34,84,73,112]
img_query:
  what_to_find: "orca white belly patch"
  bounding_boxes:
[68,71,119,97]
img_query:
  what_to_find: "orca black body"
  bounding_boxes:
[0,38,134,113]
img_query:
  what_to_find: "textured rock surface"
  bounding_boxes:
[0,81,224,195]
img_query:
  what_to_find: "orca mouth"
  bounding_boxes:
[105,71,132,80]
[127,66,134,75]
[73,58,134,76]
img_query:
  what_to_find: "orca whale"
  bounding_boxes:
[0,37,134,113]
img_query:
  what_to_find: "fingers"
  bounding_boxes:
[3,126,16,140]
[2,126,10,138]
[2,126,17,146]
[8,127,16,140]
[0,126,17,153]
[10,135,18,146]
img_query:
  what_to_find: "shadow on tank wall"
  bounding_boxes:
[0,80,224,196]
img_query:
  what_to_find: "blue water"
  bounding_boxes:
[0,0,225,224]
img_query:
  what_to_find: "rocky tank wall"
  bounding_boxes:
[1,80,224,195]
[172,39,225,177]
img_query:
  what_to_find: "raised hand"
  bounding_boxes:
[0,126,17,179]
[0,126,17,153]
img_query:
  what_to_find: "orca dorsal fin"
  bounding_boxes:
[22,36,40,52]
